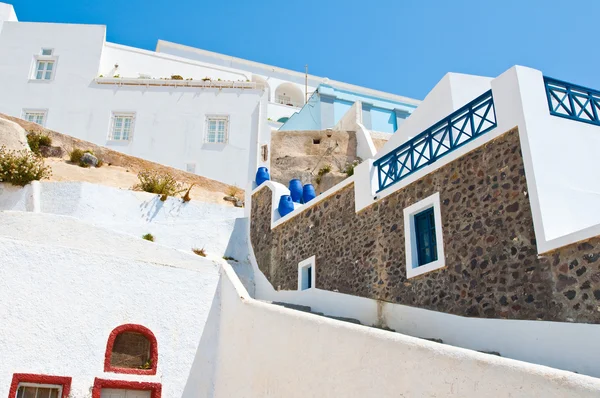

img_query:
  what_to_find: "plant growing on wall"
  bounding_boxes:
[142,233,154,242]
[192,247,206,257]
[344,159,361,177]
[171,75,183,80]
[133,169,185,198]
[202,77,211,82]
[315,164,332,185]
[26,132,52,155]
[113,74,120,78]
[0,146,51,186]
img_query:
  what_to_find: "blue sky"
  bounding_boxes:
[8,0,600,100]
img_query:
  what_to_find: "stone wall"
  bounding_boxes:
[251,128,600,323]
[270,130,358,193]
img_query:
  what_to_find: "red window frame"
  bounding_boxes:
[104,324,158,375]
[92,378,161,398]
[8,373,72,398]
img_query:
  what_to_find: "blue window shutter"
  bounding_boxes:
[414,208,438,266]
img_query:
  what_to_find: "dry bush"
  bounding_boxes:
[192,247,206,257]
[0,146,51,186]
[133,169,184,197]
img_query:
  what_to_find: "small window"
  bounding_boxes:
[414,208,437,266]
[34,60,55,80]
[404,192,445,279]
[41,49,53,56]
[9,374,71,398]
[312,139,320,145]
[23,110,47,126]
[206,116,228,144]
[104,324,158,375]
[109,113,135,141]
[261,144,268,162]
[298,256,316,291]
[185,163,196,173]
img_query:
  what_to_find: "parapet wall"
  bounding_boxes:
[251,128,600,324]
[194,264,600,397]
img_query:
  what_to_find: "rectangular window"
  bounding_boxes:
[35,60,55,80]
[41,49,53,56]
[17,383,62,398]
[186,163,196,173]
[109,113,135,141]
[298,256,316,291]
[206,116,228,143]
[404,192,445,279]
[414,207,438,266]
[23,110,47,126]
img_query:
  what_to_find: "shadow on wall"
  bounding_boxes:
[180,280,222,398]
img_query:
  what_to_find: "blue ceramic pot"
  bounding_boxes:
[289,179,303,203]
[302,184,316,203]
[255,167,270,186]
[278,195,294,217]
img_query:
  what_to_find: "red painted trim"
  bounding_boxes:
[104,324,158,375]
[92,378,162,398]
[8,373,72,398]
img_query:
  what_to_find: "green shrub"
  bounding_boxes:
[171,75,183,80]
[142,233,154,242]
[344,160,361,177]
[315,164,332,184]
[69,148,85,164]
[133,169,184,197]
[0,146,51,186]
[26,132,52,155]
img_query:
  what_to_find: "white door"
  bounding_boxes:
[100,389,151,398]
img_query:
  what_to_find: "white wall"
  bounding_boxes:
[0,2,16,34]
[333,101,377,159]
[504,67,600,251]
[380,72,492,157]
[198,265,600,398]
[0,211,220,398]
[0,181,244,255]
[0,21,267,186]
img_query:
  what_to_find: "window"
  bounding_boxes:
[23,110,47,126]
[41,49,53,56]
[104,324,158,375]
[414,208,437,266]
[404,192,445,279]
[109,113,135,141]
[9,374,71,398]
[205,116,228,144]
[34,60,55,80]
[17,384,61,398]
[298,256,316,291]
[185,163,196,173]
[92,379,161,398]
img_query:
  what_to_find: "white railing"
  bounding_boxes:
[273,98,304,108]
[94,77,265,90]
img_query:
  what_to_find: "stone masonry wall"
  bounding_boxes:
[251,128,600,323]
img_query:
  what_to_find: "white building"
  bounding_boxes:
[0,2,420,187]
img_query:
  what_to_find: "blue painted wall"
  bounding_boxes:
[280,84,416,133]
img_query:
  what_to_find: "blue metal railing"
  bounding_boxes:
[544,77,600,126]
[374,90,497,193]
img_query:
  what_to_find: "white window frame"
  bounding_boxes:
[205,115,229,144]
[298,256,316,291]
[109,112,135,142]
[403,192,445,279]
[17,382,63,397]
[31,49,58,81]
[22,109,48,126]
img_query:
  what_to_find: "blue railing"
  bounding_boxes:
[544,77,600,126]
[374,90,497,193]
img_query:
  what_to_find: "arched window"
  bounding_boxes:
[104,324,158,375]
